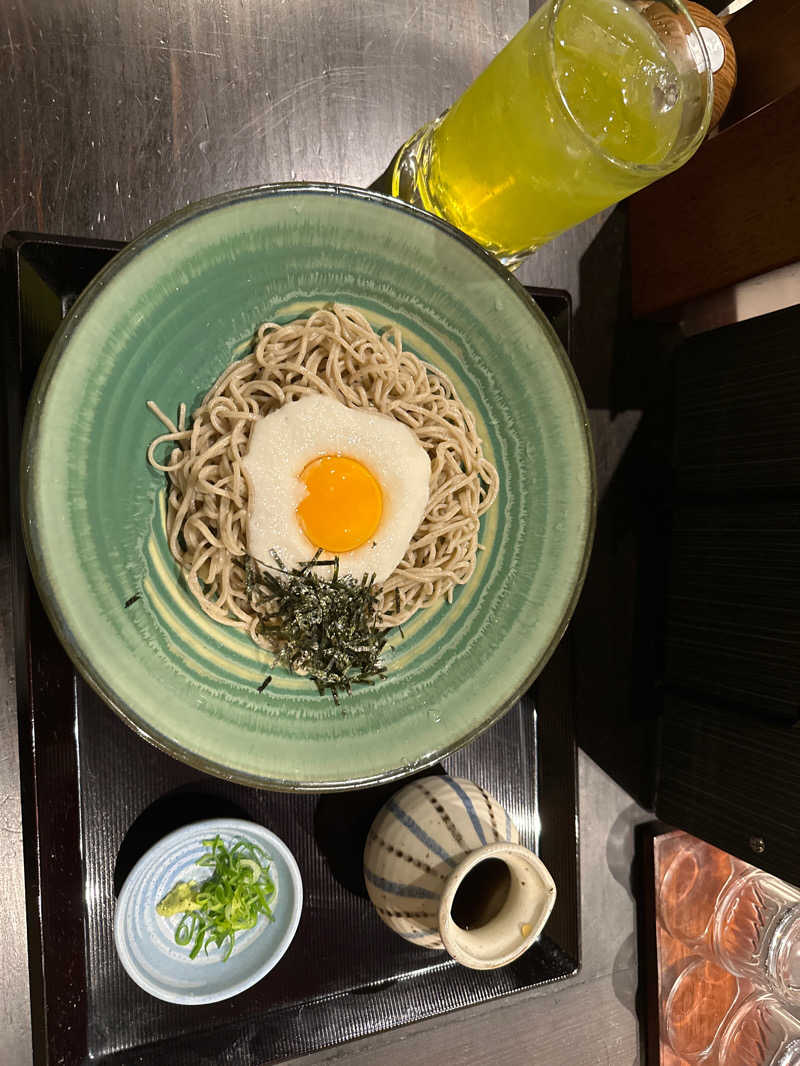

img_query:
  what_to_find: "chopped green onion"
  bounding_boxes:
[157,835,276,962]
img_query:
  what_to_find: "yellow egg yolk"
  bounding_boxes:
[297,455,383,553]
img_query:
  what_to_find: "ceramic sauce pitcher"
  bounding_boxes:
[363,773,556,969]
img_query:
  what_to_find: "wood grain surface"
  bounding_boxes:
[628,0,800,318]
[1,1,649,1063]
[629,86,800,317]
[719,0,800,130]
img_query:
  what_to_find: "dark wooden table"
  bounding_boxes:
[0,1,649,1062]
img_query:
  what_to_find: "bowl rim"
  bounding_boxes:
[112,816,303,1005]
[21,180,597,791]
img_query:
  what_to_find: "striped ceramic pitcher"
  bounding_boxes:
[363,773,556,970]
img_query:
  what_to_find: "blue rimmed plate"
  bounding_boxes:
[113,818,302,1005]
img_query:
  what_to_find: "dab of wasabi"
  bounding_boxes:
[156,881,201,917]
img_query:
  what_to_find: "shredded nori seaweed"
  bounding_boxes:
[245,551,390,704]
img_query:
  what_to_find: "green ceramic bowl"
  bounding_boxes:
[21,183,595,791]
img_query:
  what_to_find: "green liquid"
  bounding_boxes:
[421,0,693,255]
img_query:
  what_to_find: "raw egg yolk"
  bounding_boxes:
[297,455,383,553]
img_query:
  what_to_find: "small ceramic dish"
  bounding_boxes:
[114,818,302,1005]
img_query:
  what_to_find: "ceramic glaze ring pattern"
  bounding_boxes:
[364,774,557,968]
[21,182,595,791]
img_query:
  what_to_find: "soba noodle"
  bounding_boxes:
[147,304,498,646]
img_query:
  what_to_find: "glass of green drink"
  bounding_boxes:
[392,0,713,267]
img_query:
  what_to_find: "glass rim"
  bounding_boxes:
[658,840,734,945]
[768,901,800,1002]
[715,990,800,1066]
[545,0,714,176]
[664,956,741,1061]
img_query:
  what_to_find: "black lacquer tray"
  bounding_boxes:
[4,233,580,1066]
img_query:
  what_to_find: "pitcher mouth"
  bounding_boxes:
[438,841,557,970]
